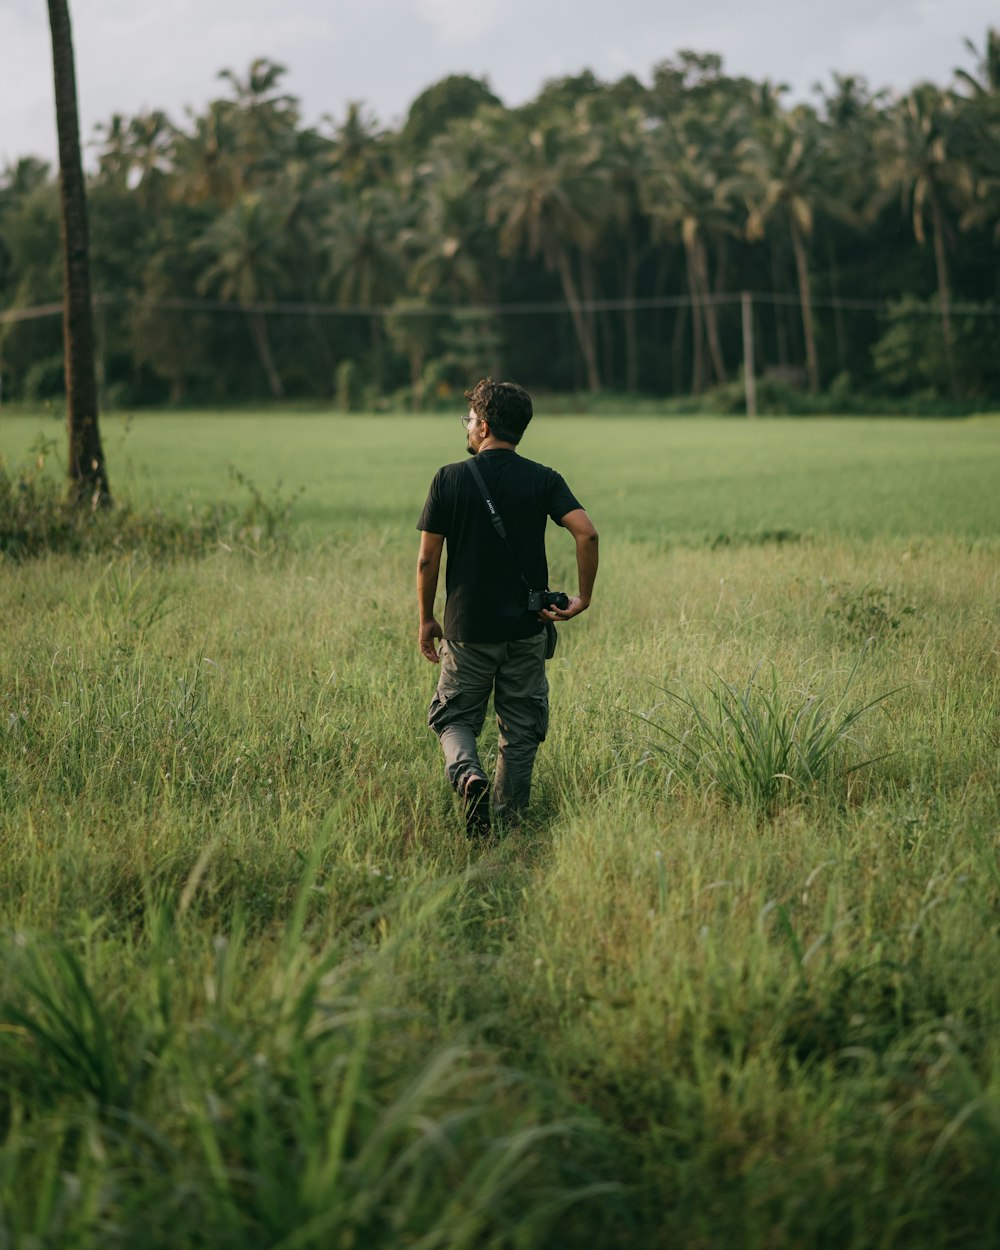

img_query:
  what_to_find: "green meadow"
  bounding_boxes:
[1,409,999,1248]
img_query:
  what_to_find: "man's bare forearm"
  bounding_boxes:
[575,531,599,604]
[417,556,440,621]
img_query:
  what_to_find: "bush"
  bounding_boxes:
[22,353,65,401]
[872,296,1000,400]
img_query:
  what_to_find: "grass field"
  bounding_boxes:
[4,408,1000,540]
[1,409,999,1248]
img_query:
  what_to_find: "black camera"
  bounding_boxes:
[528,589,570,613]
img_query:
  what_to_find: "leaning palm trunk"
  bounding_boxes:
[771,247,790,369]
[826,238,848,372]
[671,301,687,395]
[369,316,385,397]
[696,237,727,386]
[929,190,956,396]
[789,216,819,394]
[683,238,706,394]
[555,248,601,392]
[581,254,599,368]
[621,242,640,392]
[47,0,110,506]
[246,309,284,399]
[409,348,424,411]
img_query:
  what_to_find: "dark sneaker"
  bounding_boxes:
[462,774,491,838]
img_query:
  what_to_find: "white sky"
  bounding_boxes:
[2,0,995,169]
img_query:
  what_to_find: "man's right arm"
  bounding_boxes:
[416,530,445,662]
[542,507,598,622]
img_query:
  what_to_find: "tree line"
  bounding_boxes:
[2,33,999,409]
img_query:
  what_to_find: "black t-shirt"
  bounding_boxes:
[417,449,582,642]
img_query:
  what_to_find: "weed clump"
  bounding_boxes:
[824,582,918,644]
[640,657,898,814]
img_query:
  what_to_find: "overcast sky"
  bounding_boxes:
[3,0,995,169]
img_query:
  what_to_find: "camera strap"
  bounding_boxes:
[465,459,532,592]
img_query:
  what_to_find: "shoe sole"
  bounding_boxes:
[463,775,491,837]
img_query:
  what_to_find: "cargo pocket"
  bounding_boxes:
[428,642,491,737]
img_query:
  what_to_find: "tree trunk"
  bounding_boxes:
[246,309,284,398]
[826,236,847,373]
[583,255,613,387]
[651,250,669,349]
[929,189,956,396]
[771,246,789,369]
[581,253,599,366]
[47,0,110,506]
[697,237,727,386]
[670,301,686,396]
[622,241,639,393]
[409,347,424,411]
[789,216,819,393]
[601,307,615,390]
[713,233,729,298]
[684,239,705,394]
[308,310,336,398]
[370,316,384,398]
[556,248,601,392]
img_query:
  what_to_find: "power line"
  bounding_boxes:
[3,291,1000,325]
[0,301,64,325]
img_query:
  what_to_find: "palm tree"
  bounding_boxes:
[489,111,609,392]
[325,102,394,190]
[196,193,288,397]
[94,110,173,210]
[407,165,486,305]
[876,85,971,391]
[640,96,748,392]
[741,103,836,393]
[216,59,300,185]
[592,100,649,391]
[46,0,110,505]
[422,112,507,301]
[324,185,408,393]
[171,100,245,209]
[953,32,1000,245]
[816,75,883,367]
[273,139,339,394]
[955,28,1000,96]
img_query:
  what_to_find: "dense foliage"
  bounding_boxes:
[2,36,999,407]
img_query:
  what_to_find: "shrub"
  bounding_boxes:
[872,296,1000,400]
[824,582,918,644]
[22,354,65,401]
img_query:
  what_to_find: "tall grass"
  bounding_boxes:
[1,414,999,1247]
[640,653,901,812]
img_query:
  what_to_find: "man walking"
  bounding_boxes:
[416,378,599,836]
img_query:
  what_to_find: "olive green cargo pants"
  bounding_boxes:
[428,634,549,817]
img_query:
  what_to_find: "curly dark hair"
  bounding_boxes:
[464,378,533,445]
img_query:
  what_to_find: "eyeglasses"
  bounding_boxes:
[461,413,478,430]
